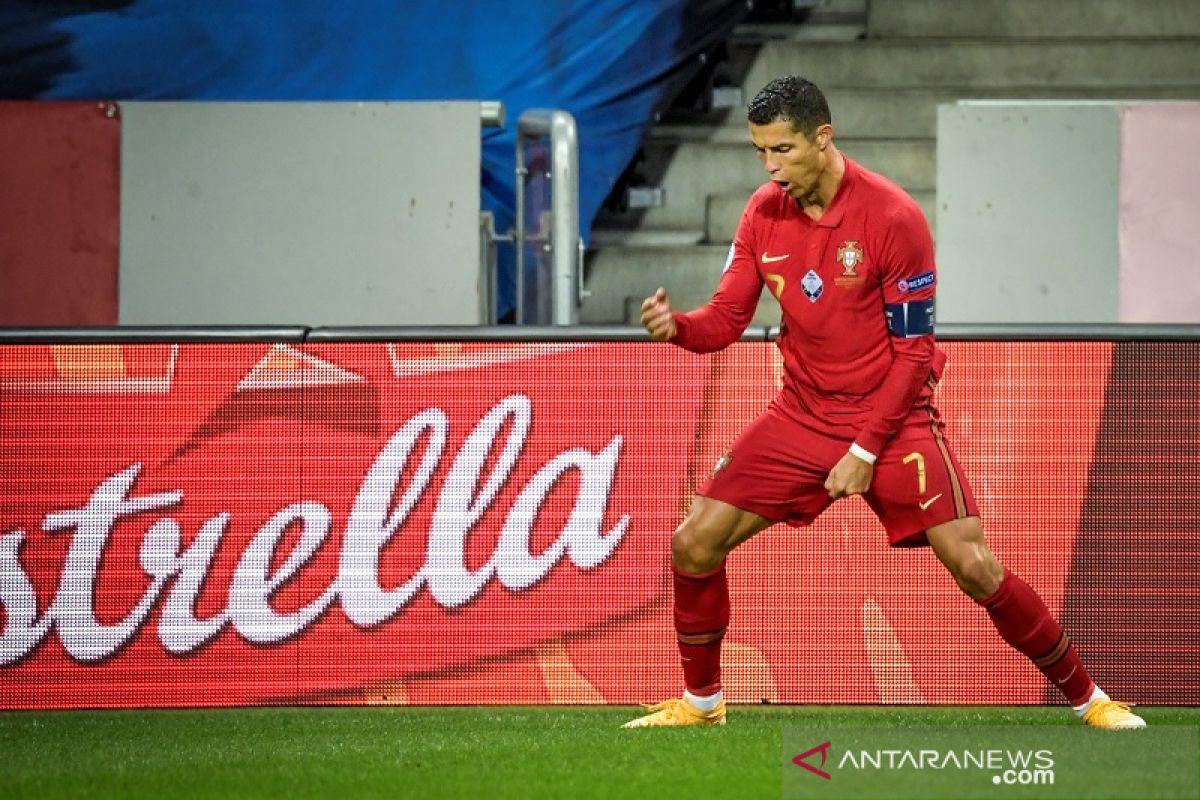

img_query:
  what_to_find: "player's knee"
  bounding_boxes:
[951,553,1003,600]
[671,519,725,573]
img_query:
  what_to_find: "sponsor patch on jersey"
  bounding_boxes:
[897,270,936,293]
[801,270,824,303]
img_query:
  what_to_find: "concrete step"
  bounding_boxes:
[588,228,704,248]
[735,38,1200,92]
[799,0,868,14]
[581,244,781,326]
[734,22,865,43]
[868,0,1200,39]
[704,187,936,244]
[603,136,933,231]
[682,84,1200,140]
[739,0,868,40]
[704,194,749,244]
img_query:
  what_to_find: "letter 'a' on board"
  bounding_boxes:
[885,299,935,338]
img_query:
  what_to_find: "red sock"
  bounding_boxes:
[673,563,729,696]
[979,570,1095,705]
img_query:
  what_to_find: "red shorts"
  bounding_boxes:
[698,403,979,546]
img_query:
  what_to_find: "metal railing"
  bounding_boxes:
[514,109,583,326]
[477,108,583,326]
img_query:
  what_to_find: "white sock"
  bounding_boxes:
[684,689,723,712]
[1073,684,1108,717]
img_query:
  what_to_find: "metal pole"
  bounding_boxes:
[478,101,505,325]
[517,109,580,326]
[548,111,579,326]
[514,135,527,324]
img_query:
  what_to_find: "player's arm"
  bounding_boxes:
[668,246,762,352]
[827,207,937,498]
[645,203,764,352]
[853,202,939,460]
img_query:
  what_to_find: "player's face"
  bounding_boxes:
[749,118,831,203]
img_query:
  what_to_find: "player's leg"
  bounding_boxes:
[926,517,1090,699]
[672,493,774,573]
[869,404,1145,730]
[672,495,774,696]
[925,518,1145,729]
[624,409,837,728]
[623,496,773,728]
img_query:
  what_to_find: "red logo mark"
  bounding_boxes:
[792,740,832,780]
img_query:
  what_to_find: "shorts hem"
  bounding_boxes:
[886,509,981,548]
[886,528,930,548]
[697,485,800,528]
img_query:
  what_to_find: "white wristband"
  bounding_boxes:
[849,443,877,465]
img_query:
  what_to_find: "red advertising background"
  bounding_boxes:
[0,339,1196,708]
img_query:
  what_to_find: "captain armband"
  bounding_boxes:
[885,299,935,338]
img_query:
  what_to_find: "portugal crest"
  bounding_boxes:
[837,240,864,275]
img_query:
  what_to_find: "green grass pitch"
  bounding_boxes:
[1,705,1197,799]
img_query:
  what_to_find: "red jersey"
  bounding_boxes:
[672,156,946,457]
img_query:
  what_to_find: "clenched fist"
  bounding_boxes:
[640,287,677,341]
[824,450,874,499]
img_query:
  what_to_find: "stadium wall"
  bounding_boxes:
[1,333,1196,708]
[0,0,751,321]
[936,101,1200,324]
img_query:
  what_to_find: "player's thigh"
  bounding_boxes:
[675,495,775,557]
[698,408,840,529]
[867,409,979,544]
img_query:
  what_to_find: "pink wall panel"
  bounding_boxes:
[1118,103,1200,323]
[0,102,120,325]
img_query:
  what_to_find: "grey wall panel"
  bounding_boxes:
[120,102,482,325]
[936,102,1120,323]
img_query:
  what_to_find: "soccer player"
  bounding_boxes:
[624,76,1144,730]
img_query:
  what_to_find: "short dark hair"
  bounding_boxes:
[747,76,831,138]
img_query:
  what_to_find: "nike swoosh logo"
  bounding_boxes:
[761,252,790,263]
[918,493,943,511]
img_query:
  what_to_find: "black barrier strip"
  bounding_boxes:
[0,326,773,343]
[303,325,679,342]
[311,324,1200,343]
[0,326,311,343]
[1,324,1199,343]
[765,324,1200,342]
[305,325,781,342]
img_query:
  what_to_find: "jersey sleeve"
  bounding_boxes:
[854,202,939,458]
[671,199,764,354]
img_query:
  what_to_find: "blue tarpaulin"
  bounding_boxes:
[0,0,747,318]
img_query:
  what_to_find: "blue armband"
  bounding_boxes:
[885,299,935,338]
